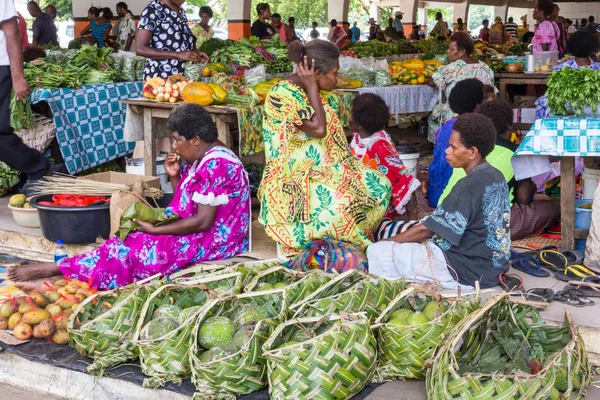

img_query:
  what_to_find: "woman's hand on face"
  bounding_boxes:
[297,57,319,89]
[164,152,181,178]
[134,219,156,234]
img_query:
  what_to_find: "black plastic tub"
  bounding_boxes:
[30,195,111,244]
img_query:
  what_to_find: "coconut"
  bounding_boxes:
[152,305,182,320]
[140,317,179,341]
[232,304,269,327]
[407,311,430,326]
[273,282,288,289]
[423,301,447,320]
[178,305,202,324]
[232,327,254,349]
[198,343,238,363]
[199,316,235,349]
[257,283,273,291]
[389,309,414,323]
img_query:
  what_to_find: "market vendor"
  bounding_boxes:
[427,32,495,142]
[136,0,209,80]
[191,6,214,48]
[532,0,560,52]
[368,113,511,289]
[8,104,250,292]
[258,40,390,256]
[270,13,295,44]
[251,3,275,40]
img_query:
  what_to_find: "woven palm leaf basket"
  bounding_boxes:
[233,259,283,287]
[263,314,377,400]
[427,293,591,400]
[133,269,243,388]
[189,289,289,399]
[293,271,408,320]
[243,265,332,307]
[68,274,163,376]
[372,285,480,382]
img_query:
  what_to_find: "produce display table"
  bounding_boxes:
[512,117,600,249]
[30,82,141,174]
[337,84,437,115]
[122,99,240,176]
[496,72,550,103]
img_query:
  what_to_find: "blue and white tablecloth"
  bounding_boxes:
[512,118,600,180]
[339,84,438,115]
[30,82,142,174]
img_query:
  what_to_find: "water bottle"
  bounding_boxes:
[54,240,68,263]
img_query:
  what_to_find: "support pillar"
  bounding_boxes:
[493,0,509,23]
[227,0,252,40]
[328,0,351,29]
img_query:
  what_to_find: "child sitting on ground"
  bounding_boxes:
[349,93,420,220]
[427,78,485,208]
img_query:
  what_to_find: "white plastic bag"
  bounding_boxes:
[245,65,266,86]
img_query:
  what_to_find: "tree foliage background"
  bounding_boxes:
[41,0,72,20]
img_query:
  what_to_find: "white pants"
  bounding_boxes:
[367,240,472,289]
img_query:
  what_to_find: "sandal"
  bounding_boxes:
[537,247,567,272]
[498,273,524,292]
[525,288,555,303]
[561,287,595,306]
[555,265,597,282]
[566,276,600,297]
[555,290,586,307]
[511,250,550,277]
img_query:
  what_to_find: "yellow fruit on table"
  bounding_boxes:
[417,75,426,84]
[182,82,215,106]
[0,316,7,330]
[208,84,228,104]
[36,319,56,338]
[52,329,69,345]
[13,323,33,340]
[22,309,51,326]
[31,292,49,308]
[8,312,22,329]
[202,66,212,77]
[54,279,68,287]
[9,194,26,208]
[0,300,17,317]
[410,79,418,85]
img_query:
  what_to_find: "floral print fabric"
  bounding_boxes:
[349,130,420,216]
[427,60,495,142]
[258,81,390,255]
[57,147,250,289]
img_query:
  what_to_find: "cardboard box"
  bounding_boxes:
[84,171,160,189]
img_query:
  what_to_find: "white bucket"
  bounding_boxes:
[396,146,420,179]
[583,168,600,200]
[126,157,172,193]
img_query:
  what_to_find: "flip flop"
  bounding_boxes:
[537,247,566,271]
[498,273,524,292]
[555,265,597,282]
[562,287,595,306]
[526,288,555,303]
[566,276,600,297]
[555,289,587,307]
[511,250,550,277]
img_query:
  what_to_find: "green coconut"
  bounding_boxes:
[178,305,202,324]
[257,283,273,291]
[407,311,430,326]
[199,316,235,349]
[276,340,300,350]
[141,317,179,341]
[389,309,414,323]
[232,327,254,349]
[273,282,288,289]
[423,301,448,320]
[198,343,239,363]
[232,304,269,327]
[153,305,182,320]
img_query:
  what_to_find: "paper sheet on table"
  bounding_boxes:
[511,155,552,181]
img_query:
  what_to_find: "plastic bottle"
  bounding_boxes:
[54,240,68,263]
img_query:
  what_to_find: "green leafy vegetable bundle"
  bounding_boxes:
[0,161,21,196]
[546,67,600,117]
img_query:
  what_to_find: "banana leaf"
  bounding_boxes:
[115,203,178,241]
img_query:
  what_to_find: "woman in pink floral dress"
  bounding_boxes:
[8,104,250,291]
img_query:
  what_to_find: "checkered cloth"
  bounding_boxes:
[30,82,141,174]
[516,118,600,157]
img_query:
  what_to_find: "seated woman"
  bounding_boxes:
[349,93,420,219]
[368,113,511,289]
[259,40,391,256]
[427,32,495,143]
[9,105,250,291]
[427,78,484,208]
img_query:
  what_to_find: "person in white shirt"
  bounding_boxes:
[565,19,576,40]
[0,1,51,195]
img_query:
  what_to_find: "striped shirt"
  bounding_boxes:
[91,20,112,47]
[504,21,518,37]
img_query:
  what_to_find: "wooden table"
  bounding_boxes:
[122,99,238,176]
[496,72,550,103]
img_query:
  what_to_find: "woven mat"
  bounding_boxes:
[512,234,561,250]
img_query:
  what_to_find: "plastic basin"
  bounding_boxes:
[8,205,41,228]
[575,199,593,230]
[30,195,110,243]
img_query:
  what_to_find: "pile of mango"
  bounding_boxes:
[202,63,230,78]
[0,279,94,344]
[389,58,443,86]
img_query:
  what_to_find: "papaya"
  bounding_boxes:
[182,82,215,106]
[401,58,426,70]
[252,82,275,97]
[423,59,443,67]
[336,76,363,89]
[208,84,228,104]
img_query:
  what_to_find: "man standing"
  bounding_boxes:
[309,21,320,40]
[350,21,360,43]
[115,2,135,51]
[27,1,58,46]
[588,16,598,34]
[430,12,449,40]
[504,17,518,38]
[579,18,588,31]
[288,17,301,42]
[1,1,51,194]
[393,11,404,38]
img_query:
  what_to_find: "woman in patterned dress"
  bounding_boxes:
[258,40,391,256]
[191,6,214,48]
[136,0,208,80]
[8,105,250,291]
[427,32,495,142]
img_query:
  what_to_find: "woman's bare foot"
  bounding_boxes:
[14,276,62,294]
[7,262,61,282]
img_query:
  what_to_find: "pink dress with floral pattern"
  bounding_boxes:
[57,147,250,290]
